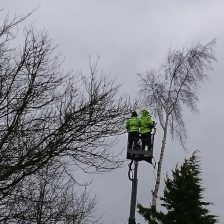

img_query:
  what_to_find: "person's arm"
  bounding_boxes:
[125,120,129,130]
[148,117,155,127]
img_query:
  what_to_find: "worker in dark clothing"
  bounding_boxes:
[139,109,155,151]
[125,111,140,150]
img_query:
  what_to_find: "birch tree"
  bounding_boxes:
[138,41,216,208]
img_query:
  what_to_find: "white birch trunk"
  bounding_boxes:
[151,115,168,208]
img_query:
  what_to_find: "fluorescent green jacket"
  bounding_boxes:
[125,117,140,133]
[139,110,154,134]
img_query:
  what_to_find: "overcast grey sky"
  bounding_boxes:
[1,0,224,223]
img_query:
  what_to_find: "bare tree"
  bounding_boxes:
[138,41,216,208]
[0,160,100,224]
[0,13,132,200]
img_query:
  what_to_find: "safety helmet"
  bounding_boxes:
[131,111,138,117]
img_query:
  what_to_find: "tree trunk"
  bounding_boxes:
[151,115,168,208]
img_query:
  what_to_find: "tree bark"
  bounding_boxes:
[152,115,168,208]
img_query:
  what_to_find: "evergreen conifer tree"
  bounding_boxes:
[138,152,218,224]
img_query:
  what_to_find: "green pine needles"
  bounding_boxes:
[138,152,218,224]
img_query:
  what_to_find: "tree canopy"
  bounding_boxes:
[0,12,135,223]
[0,13,133,200]
[138,41,216,207]
[138,152,218,224]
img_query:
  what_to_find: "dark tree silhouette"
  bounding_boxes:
[0,13,133,200]
[0,160,100,223]
[138,152,218,224]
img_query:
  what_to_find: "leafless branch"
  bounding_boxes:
[0,13,133,199]
[138,40,216,208]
